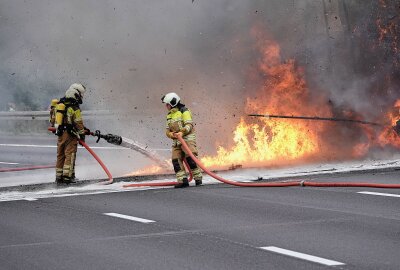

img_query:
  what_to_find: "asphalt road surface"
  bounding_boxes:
[1,170,400,270]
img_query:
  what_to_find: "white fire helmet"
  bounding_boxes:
[161,92,180,107]
[65,83,86,102]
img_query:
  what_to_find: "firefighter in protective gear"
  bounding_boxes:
[162,92,203,188]
[55,83,88,184]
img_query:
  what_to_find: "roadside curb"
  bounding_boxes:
[0,173,176,193]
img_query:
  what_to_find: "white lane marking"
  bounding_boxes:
[260,246,345,266]
[0,161,19,165]
[0,198,38,202]
[104,213,155,224]
[0,143,168,151]
[0,187,160,203]
[358,191,400,198]
[0,144,122,150]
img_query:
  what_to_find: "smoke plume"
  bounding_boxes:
[0,0,399,159]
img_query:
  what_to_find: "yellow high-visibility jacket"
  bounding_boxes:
[63,101,85,137]
[165,106,196,146]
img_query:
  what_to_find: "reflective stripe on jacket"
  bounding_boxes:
[165,106,196,146]
[62,101,85,136]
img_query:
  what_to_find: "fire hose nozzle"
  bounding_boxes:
[104,134,123,145]
[92,130,122,145]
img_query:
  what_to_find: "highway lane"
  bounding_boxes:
[0,170,400,269]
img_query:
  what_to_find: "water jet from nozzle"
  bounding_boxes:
[93,130,170,169]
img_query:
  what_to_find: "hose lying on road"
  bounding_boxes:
[160,135,400,189]
[123,159,193,188]
[302,181,400,188]
[48,127,113,184]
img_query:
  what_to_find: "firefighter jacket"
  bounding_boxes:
[165,106,196,146]
[62,99,85,138]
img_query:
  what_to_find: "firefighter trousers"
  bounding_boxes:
[56,132,78,180]
[171,140,202,183]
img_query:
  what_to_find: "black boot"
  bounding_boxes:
[63,176,76,184]
[195,179,202,186]
[174,178,189,188]
[55,177,64,185]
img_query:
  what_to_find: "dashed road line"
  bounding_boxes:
[104,213,155,224]
[358,191,400,198]
[260,246,345,266]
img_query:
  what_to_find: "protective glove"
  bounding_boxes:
[84,127,91,135]
[167,131,175,139]
[173,132,183,138]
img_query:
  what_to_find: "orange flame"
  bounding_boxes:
[377,99,400,148]
[201,32,334,169]
[125,164,166,176]
[201,28,400,170]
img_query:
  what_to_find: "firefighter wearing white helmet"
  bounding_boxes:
[65,83,86,104]
[54,83,89,184]
[162,92,203,188]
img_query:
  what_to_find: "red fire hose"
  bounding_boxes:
[163,135,400,189]
[79,140,113,185]
[48,127,113,184]
[302,181,400,188]
[123,159,193,188]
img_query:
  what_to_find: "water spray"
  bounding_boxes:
[92,130,170,169]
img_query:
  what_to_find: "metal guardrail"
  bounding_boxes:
[0,110,115,120]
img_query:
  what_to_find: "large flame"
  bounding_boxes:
[201,33,333,169]
[201,30,400,170]
[377,99,400,148]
